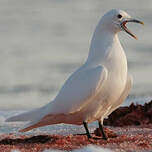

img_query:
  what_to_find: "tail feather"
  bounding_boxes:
[19,114,61,132]
[5,101,67,132]
[6,107,44,122]
[6,101,55,123]
[19,112,77,132]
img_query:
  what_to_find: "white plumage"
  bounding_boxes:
[6,9,143,136]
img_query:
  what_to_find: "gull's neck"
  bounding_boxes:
[86,22,122,66]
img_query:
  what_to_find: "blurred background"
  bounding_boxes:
[0,0,151,110]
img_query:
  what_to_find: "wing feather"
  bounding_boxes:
[49,65,108,114]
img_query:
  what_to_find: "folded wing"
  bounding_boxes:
[48,65,108,114]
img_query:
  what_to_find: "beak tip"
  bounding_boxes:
[140,21,144,25]
[133,36,138,40]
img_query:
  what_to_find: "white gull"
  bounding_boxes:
[6,9,143,140]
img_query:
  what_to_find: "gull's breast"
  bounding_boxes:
[83,45,128,122]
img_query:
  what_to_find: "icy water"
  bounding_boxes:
[0,1,151,151]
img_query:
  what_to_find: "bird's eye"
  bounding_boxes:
[117,14,122,19]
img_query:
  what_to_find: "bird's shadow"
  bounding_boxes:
[0,135,55,145]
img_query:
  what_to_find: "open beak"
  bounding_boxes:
[120,19,144,40]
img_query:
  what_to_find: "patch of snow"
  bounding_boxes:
[43,145,113,152]
[11,150,21,152]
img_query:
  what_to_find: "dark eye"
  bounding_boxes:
[117,14,122,19]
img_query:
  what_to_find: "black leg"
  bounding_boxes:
[83,121,92,139]
[98,121,107,140]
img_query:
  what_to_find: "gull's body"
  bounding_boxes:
[7,9,143,138]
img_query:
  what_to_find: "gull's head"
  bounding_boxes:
[100,9,144,39]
